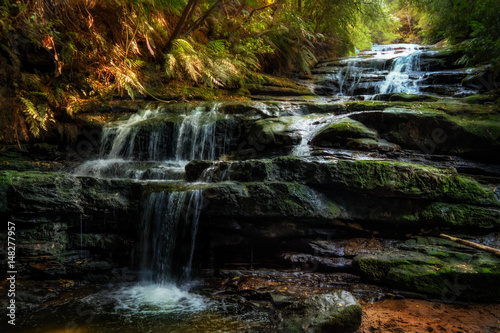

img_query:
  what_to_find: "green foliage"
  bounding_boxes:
[165,38,243,87]
[7,0,498,144]
[390,0,500,67]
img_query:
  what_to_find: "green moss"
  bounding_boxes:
[332,160,498,205]
[0,170,17,212]
[317,118,378,140]
[341,100,389,111]
[384,93,439,102]
[463,91,500,105]
[419,203,500,228]
[354,237,500,301]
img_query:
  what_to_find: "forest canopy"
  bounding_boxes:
[0,0,498,143]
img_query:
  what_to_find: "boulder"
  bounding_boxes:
[310,118,378,148]
[277,290,362,333]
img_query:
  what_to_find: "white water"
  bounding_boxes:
[140,189,205,283]
[73,104,228,313]
[290,114,338,156]
[75,103,227,180]
[377,50,422,94]
[321,43,425,98]
[110,283,206,314]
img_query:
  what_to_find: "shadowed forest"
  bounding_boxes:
[1,0,499,143]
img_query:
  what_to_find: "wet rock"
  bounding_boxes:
[463,90,500,105]
[419,70,469,85]
[462,66,500,92]
[350,107,500,163]
[308,238,386,257]
[353,236,500,302]
[200,182,341,220]
[272,157,499,206]
[277,290,362,333]
[247,117,302,152]
[6,171,83,217]
[191,157,499,207]
[185,160,214,181]
[374,93,439,102]
[419,48,465,71]
[345,138,379,150]
[310,118,378,148]
[282,253,353,271]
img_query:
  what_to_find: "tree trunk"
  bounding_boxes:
[165,0,201,53]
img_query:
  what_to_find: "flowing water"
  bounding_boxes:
[313,43,439,99]
[75,103,229,180]
[38,103,253,333]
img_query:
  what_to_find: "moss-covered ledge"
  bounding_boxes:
[353,237,500,302]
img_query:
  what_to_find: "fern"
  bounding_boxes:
[19,97,54,138]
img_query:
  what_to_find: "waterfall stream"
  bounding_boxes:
[75,103,228,180]
[72,104,230,316]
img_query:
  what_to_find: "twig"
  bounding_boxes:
[440,234,500,257]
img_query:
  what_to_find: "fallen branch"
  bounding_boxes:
[440,234,500,257]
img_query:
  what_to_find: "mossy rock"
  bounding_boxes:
[0,170,16,212]
[247,116,301,150]
[345,138,379,150]
[7,171,83,215]
[245,84,314,97]
[353,237,500,302]
[195,157,499,206]
[463,90,500,105]
[419,203,500,228]
[201,181,341,220]
[375,93,439,102]
[350,107,500,162]
[311,118,378,148]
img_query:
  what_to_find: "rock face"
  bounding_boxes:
[0,170,140,281]
[277,290,362,333]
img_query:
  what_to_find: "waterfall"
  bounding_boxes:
[140,189,204,283]
[316,44,426,99]
[336,62,364,96]
[377,50,422,94]
[73,104,225,284]
[75,103,228,180]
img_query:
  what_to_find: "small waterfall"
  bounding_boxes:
[174,105,219,162]
[75,103,228,180]
[377,50,422,94]
[336,62,364,96]
[315,44,426,99]
[140,189,204,283]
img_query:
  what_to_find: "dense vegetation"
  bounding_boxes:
[0,0,498,143]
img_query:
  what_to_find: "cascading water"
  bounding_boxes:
[73,103,229,317]
[376,49,422,94]
[140,189,204,283]
[314,43,426,99]
[75,103,228,180]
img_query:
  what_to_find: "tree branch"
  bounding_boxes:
[185,0,222,34]
[165,0,201,53]
[440,234,500,257]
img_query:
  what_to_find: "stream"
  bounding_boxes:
[3,44,499,332]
